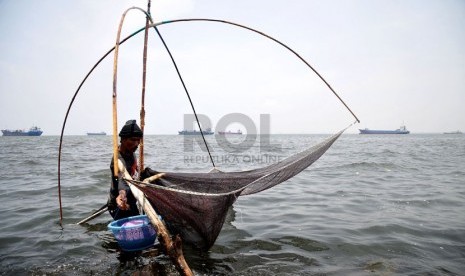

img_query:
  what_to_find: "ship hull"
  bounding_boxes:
[2,126,43,136]
[359,129,409,134]
[218,132,242,135]
[2,130,43,136]
[178,131,214,135]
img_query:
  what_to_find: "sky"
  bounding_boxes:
[0,0,464,135]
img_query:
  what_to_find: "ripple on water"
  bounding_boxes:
[1,134,464,275]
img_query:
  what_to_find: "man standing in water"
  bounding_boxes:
[108,119,143,220]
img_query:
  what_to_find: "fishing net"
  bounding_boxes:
[128,130,343,250]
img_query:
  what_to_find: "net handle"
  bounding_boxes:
[112,6,153,177]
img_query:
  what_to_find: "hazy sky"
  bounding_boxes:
[1,0,464,135]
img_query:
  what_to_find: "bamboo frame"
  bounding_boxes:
[111,5,193,275]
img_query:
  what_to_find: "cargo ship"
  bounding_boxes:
[87,131,107,135]
[359,125,410,134]
[178,128,214,135]
[443,130,462,134]
[1,126,43,136]
[218,129,243,135]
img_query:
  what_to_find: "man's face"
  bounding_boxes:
[121,137,141,153]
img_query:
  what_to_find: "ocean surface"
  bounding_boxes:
[0,133,464,275]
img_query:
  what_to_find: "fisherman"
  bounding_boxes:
[108,119,143,220]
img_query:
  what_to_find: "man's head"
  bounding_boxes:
[119,120,143,154]
[119,120,143,138]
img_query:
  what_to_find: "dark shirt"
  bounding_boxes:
[108,152,140,219]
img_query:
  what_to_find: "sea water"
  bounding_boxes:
[0,134,464,275]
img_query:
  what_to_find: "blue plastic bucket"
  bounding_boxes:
[108,215,157,251]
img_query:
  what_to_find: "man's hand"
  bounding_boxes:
[116,190,130,210]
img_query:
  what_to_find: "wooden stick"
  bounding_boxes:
[118,161,193,276]
[76,205,108,225]
[142,173,166,183]
[139,1,150,173]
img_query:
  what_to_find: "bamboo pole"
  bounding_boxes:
[139,1,150,172]
[118,161,193,276]
[111,6,150,177]
[111,8,128,178]
[76,206,108,225]
[142,173,166,183]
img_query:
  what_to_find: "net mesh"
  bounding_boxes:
[130,130,343,249]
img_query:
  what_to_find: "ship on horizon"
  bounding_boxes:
[178,128,214,135]
[443,130,462,135]
[359,125,410,134]
[218,129,243,135]
[87,131,107,136]
[1,126,43,136]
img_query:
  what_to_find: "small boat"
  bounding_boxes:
[218,129,243,135]
[1,126,43,136]
[443,130,462,134]
[87,131,107,136]
[359,125,410,134]
[178,128,214,135]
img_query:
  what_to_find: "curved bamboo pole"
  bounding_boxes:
[159,19,360,124]
[112,6,193,276]
[56,14,362,272]
[112,7,148,178]
[59,16,360,224]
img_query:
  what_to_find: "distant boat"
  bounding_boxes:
[1,126,43,136]
[218,129,243,135]
[87,131,107,136]
[443,130,462,134]
[178,128,214,135]
[359,125,410,134]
